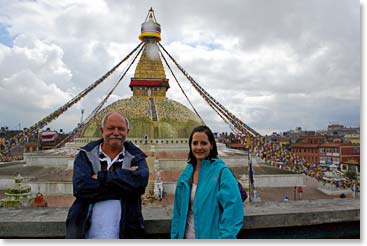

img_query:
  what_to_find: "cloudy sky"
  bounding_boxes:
[0,0,361,136]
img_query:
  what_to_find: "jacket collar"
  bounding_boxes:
[179,158,221,185]
[79,138,146,173]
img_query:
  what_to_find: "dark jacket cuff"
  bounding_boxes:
[97,171,107,186]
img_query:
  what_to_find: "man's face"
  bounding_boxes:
[100,114,129,150]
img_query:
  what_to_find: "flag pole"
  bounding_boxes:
[248,149,252,203]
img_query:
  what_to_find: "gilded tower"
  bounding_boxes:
[129,8,169,98]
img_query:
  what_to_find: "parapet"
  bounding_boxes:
[0,198,359,239]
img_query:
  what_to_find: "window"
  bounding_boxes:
[341,164,348,171]
[353,148,360,154]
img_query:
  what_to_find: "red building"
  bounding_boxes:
[319,142,340,166]
[290,136,326,164]
[340,144,360,163]
[39,130,59,150]
[291,135,360,173]
[339,144,360,173]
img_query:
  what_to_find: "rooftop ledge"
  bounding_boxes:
[0,198,360,239]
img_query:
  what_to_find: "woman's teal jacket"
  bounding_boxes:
[170,157,244,239]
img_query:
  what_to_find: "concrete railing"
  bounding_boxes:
[243,174,305,187]
[0,198,359,239]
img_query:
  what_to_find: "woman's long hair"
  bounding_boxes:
[187,125,218,165]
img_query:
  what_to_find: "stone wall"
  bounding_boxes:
[247,174,305,187]
[28,182,72,195]
[23,154,74,168]
[0,198,359,239]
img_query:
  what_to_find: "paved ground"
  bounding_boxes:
[0,160,352,208]
[0,157,295,182]
[1,184,352,208]
[0,163,72,182]
[254,186,351,202]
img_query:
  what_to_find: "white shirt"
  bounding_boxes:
[85,144,126,239]
[86,200,122,239]
[185,183,197,239]
[98,144,125,170]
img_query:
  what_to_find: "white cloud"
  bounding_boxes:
[0,0,361,136]
[0,33,72,127]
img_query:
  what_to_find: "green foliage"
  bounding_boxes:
[344,170,357,180]
[6,187,31,194]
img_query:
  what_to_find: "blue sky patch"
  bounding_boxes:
[0,23,14,47]
[183,41,223,50]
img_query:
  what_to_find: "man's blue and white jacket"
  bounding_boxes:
[65,138,149,239]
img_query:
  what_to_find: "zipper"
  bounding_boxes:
[193,161,204,238]
[82,203,94,237]
[179,165,192,238]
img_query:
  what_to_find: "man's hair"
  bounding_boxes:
[101,112,130,129]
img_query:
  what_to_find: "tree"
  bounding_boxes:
[345,170,357,180]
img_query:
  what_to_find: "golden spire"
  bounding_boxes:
[129,8,169,98]
[134,44,166,79]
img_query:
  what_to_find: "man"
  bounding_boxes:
[66,112,149,239]
[297,186,303,200]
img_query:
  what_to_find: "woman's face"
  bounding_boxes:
[191,132,213,161]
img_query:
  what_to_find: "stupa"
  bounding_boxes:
[0,174,33,208]
[80,8,204,140]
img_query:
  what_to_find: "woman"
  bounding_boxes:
[171,126,244,239]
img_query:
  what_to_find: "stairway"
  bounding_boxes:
[149,98,158,121]
[143,181,155,204]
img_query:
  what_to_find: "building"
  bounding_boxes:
[290,135,326,164]
[291,135,360,173]
[39,130,58,150]
[327,123,359,137]
[339,144,360,173]
[319,142,341,167]
[344,134,360,144]
[267,133,290,149]
[283,127,316,144]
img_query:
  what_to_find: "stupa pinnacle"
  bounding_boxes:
[130,8,169,98]
[138,7,162,42]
